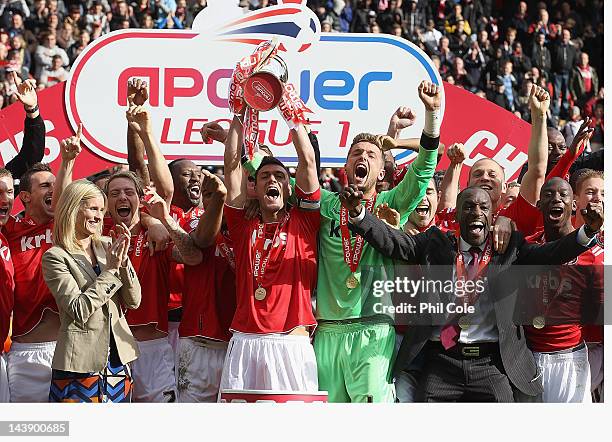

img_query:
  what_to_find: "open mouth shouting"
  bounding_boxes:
[264,185,281,204]
[188,183,201,201]
[43,195,53,210]
[479,183,493,192]
[467,220,486,235]
[116,203,132,220]
[547,205,565,221]
[415,202,430,217]
[353,162,369,187]
[0,205,9,220]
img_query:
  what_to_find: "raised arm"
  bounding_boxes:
[125,79,151,185]
[387,81,442,220]
[219,115,246,208]
[520,85,550,205]
[51,125,82,211]
[292,123,319,193]
[547,118,593,180]
[141,189,203,266]
[4,73,44,181]
[191,170,227,249]
[386,106,417,139]
[437,142,465,210]
[126,105,174,205]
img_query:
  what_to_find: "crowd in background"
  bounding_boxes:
[0,0,605,183]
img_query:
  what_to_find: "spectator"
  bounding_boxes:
[490,78,513,112]
[56,21,75,50]
[174,0,193,28]
[508,2,529,43]
[551,28,578,117]
[7,10,37,47]
[509,41,531,83]
[39,53,68,86]
[67,29,89,64]
[437,36,455,74]
[350,0,371,33]
[110,0,139,30]
[33,30,68,79]
[9,35,30,76]
[85,1,109,35]
[497,60,517,112]
[570,51,598,109]
[419,18,442,53]
[403,0,424,40]
[562,106,585,147]
[531,31,551,73]
[190,0,207,21]
[448,19,469,57]
[464,41,486,90]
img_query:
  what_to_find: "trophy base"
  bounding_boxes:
[244,71,284,111]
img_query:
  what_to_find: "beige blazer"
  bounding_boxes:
[42,237,141,373]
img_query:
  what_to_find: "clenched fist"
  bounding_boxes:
[418,81,442,112]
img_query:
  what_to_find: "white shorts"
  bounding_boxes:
[177,337,228,403]
[131,337,178,402]
[533,343,592,403]
[168,321,181,379]
[587,343,603,402]
[220,332,318,394]
[6,341,55,403]
[0,354,9,403]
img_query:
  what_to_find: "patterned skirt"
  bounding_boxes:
[49,361,133,403]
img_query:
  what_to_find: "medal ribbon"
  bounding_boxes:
[127,229,147,276]
[251,212,290,288]
[454,235,492,305]
[228,40,311,159]
[339,195,377,274]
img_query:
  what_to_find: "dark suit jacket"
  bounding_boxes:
[349,210,592,396]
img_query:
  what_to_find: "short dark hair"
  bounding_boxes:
[255,156,290,180]
[20,163,52,193]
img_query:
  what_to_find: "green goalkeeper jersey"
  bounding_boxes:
[316,146,438,321]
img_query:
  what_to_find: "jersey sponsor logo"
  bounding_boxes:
[0,243,10,262]
[250,230,288,249]
[19,228,52,252]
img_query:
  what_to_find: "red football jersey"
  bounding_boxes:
[2,216,57,337]
[523,230,604,352]
[0,231,15,345]
[224,188,320,334]
[168,205,205,311]
[180,230,237,342]
[104,223,172,334]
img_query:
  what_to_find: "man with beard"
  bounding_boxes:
[343,185,602,402]
[0,168,15,402]
[314,80,440,403]
[521,177,603,402]
[220,108,320,392]
[176,170,237,402]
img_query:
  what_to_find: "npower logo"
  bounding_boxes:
[66,0,443,166]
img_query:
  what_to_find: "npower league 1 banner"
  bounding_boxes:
[1,0,530,190]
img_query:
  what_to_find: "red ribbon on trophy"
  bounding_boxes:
[228,39,312,159]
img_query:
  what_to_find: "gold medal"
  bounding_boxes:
[532,316,545,329]
[254,286,267,301]
[346,274,359,289]
[458,315,471,329]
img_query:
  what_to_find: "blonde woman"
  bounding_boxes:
[42,179,141,403]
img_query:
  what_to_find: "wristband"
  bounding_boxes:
[424,108,441,138]
[25,104,39,114]
[241,150,265,177]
